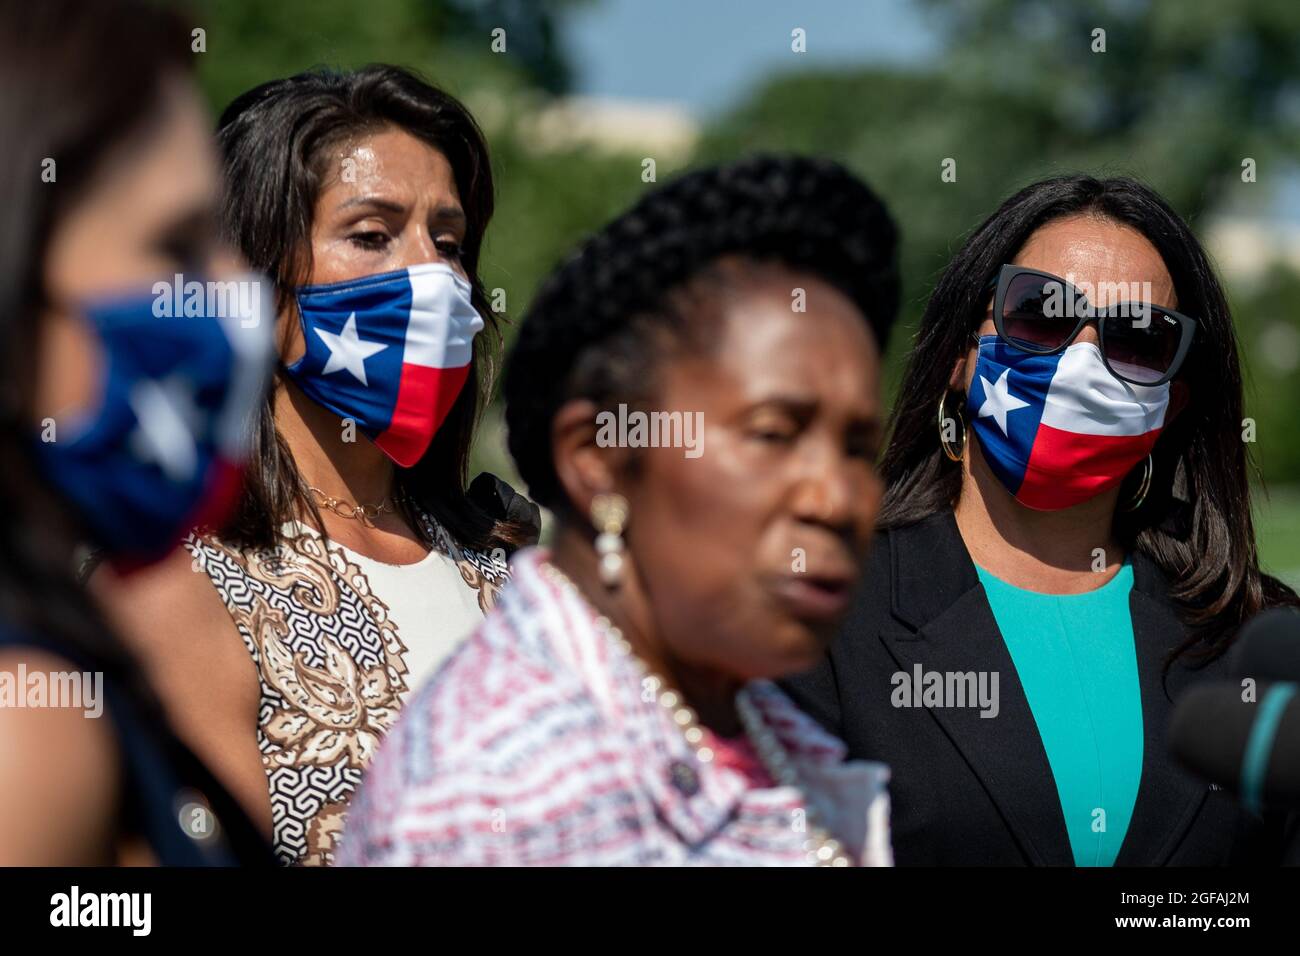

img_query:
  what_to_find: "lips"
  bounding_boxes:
[769,569,856,622]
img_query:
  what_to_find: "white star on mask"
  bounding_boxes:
[128,376,200,482]
[314,313,387,386]
[976,369,1031,436]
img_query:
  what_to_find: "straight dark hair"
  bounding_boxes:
[0,0,192,684]
[215,65,528,553]
[880,174,1298,660]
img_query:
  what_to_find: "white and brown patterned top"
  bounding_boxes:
[184,510,510,865]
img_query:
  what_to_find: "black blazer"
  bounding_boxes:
[781,511,1298,865]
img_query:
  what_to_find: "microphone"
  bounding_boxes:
[1169,681,1300,812]
[1227,607,1300,682]
[1169,607,1300,812]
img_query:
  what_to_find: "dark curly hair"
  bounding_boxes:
[504,154,901,512]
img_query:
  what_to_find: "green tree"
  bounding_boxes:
[188,0,591,110]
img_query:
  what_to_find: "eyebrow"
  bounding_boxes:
[335,196,467,226]
[432,204,467,224]
[753,394,818,413]
[336,195,406,214]
[152,204,214,253]
[751,395,882,428]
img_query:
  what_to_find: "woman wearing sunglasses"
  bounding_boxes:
[783,174,1300,865]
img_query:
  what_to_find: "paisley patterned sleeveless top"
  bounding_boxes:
[184,510,509,865]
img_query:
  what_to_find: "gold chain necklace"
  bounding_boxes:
[306,485,398,525]
[539,560,853,866]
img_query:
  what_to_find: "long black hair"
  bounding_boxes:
[0,0,193,682]
[880,174,1298,658]
[505,153,901,514]
[215,65,529,552]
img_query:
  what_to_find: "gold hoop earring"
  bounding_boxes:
[591,492,629,588]
[937,391,967,462]
[1123,454,1153,512]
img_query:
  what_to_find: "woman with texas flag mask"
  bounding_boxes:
[783,174,1300,866]
[0,0,274,864]
[94,65,539,866]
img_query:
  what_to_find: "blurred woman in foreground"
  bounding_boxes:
[0,0,271,864]
[341,155,901,866]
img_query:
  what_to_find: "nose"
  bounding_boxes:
[404,226,440,269]
[1075,319,1101,346]
[397,226,469,280]
[790,450,860,533]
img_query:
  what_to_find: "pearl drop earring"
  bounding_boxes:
[590,492,629,588]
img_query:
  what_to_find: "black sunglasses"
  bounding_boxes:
[985,264,1196,386]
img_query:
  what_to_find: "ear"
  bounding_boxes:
[1165,380,1191,426]
[948,353,968,392]
[551,398,630,523]
[276,297,305,365]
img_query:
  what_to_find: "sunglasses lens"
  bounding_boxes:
[1001,273,1076,351]
[1103,310,1183,384]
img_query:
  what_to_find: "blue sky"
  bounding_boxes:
[561,0,941,118]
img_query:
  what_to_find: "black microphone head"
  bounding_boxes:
[1169,680,1300,808]
[1228,607,1300,683]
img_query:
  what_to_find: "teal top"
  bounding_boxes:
[975,562,1144,867]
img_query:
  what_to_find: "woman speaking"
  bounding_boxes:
[340,155,900,866]
[784,175,1300,865]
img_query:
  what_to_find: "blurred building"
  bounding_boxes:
[517,95,700,161]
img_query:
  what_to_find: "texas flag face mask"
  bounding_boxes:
[33,274,274,571]
[965,335,1168,510]
[285,262,483,467]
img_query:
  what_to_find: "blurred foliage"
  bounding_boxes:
[1255,484,1300,586]
[188,0,591,108]
[924,0,1300,208]
[1233,267,1300,481]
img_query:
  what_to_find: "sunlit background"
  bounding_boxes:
[192,0,1300,584]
